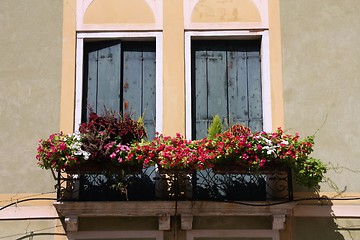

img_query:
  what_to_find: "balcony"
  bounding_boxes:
[53,167,295,233]
[53,167,293,202]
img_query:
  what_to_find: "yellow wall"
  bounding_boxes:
[192,0,261,23]
[269,0,284,129]
[60,0,76,134]
[162,0,185,135]
[84,0,155,24]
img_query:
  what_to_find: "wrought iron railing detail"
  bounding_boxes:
[53,168,293,201]
[193,169,293,201]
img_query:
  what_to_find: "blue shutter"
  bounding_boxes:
[192,40,262,139]
[227,41,263,131]
[246,43,262,131]
[83,41,156,139]
[122,42,156,139]
[141,43,156,139]
[83,41,121,120]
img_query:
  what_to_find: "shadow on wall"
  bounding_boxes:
[292,195,346,240]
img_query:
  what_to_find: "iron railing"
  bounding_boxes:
[53,167,293,202]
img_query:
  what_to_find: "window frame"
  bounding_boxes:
[185,30,271,139]
[75,32,163,133]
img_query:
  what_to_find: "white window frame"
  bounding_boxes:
[185,30,271,139]
[75,32,163,133]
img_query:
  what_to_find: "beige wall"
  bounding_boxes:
[0,1,63,239]
[280,0,360,193]
[292,217,360,240]
[0,0,63,192]
[0,220,65,240]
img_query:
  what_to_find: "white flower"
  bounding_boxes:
[259,136,273,146]
[74,149,91,160]
[83,151,91,160]
[70,132,82,141]
[70,142,82,150]
[263,146,277,158]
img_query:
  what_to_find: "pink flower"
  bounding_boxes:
[59,142,66,151]
[50,146,56,153]
[104,142,115,150]
[37,146,44,153]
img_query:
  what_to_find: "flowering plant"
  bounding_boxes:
[36,132,90,171]
[79,110,146,163]
[209,126,299,170]
[36,114,326,188]
[127,133,213,171]
[36,110,147,172]
[207,126,327,188]
[126,125,326,189]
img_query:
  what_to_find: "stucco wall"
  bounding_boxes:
[292,217,360,240]
[0,219,65,240]
[280,0,360,192]
[0,0,63,193]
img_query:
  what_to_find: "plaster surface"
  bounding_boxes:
[0,0,63,193]
[280,0,360,192]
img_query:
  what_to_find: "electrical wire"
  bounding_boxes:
[15,233,66,240]
[1,195,360,239]
[0,198,58,212]
[0,225,64,239]
[221,196,360,207]
[0,191,56,203]
[1,194,360,211]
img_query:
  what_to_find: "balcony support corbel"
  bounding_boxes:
[65,216,78,231]
[158,213,171,230]
[181,214,193,230]
[272,214,286,230]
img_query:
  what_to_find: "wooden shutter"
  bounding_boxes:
[83,41,156,139]
[83,41,122,120]
[122,42,156,139]
[192,40,262,139]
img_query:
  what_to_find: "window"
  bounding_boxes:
[191,39,262,139]
[82,40,156,138]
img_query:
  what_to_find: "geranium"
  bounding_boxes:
[127,133,214,171]
[36,132,90,171]
[208,126,326,188]
[36,119,326,189]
